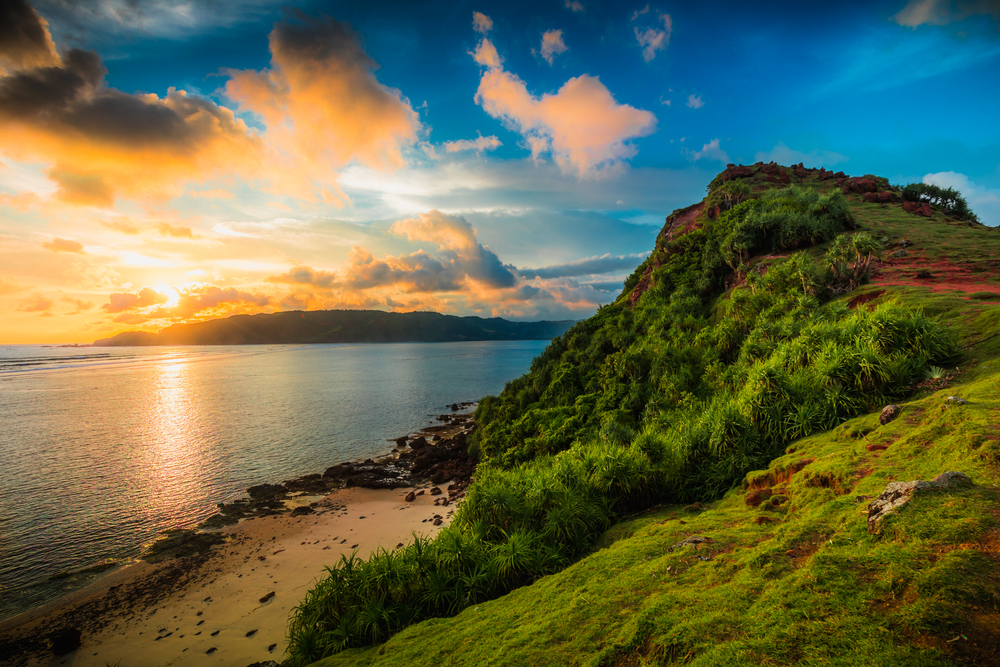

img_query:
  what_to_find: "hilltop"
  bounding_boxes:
[292,163,1000,666]
[91,310,575,346]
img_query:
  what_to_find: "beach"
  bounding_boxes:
[0,484,454,666]
[0,410,477,667]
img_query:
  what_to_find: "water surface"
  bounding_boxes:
[0,341,546,621]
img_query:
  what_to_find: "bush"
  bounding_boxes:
[901,183,980,223]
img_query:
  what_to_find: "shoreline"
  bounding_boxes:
[0,407,478,667]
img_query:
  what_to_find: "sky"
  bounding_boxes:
[1,0,998,343]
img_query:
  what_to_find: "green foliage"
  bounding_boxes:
[286,178,965,665]
[901,182,980,223]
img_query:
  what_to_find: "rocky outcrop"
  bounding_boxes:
[903,201,934,217]
[867,471,972,532]
[879,404,901,425]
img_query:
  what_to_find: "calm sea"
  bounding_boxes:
[0,340,547,622]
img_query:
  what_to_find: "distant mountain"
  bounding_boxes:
[91,310,575,346]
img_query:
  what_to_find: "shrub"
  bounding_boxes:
[901,183,980,223]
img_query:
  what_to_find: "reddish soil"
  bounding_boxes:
[848,289,886,310]
[871,252,1000,298]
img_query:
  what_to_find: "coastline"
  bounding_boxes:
[0,408,477,667]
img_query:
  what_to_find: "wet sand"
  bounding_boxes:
[0,485,453,667]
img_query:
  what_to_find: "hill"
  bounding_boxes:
[290,164,1000,666]
[91,310,575,346]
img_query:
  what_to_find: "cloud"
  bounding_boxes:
[0,0,59,73]
[471,38,503,68]
[540,30,568,65]
[388,210,517,288]
[173,285,269,317]
[473,40,656,177]
[155,222,194,238]
[754,141,849,168]
[635,14,672,62]
[18,292,53,312]
[691,138,730,163]
[224,12,420,206]
[892,0,1000,27]
[442,135,502,154]
[631,5,650,20]
[42,237,84,253]
[686,94,704,109]
[187,188,235,199]
[472,11,493,34]
[922,171,1000,226]
[100,218,141,235]
[61,296,93,314]
[519,252,649,279]
[102,287,169,313]
[566,0,584,12]
[268,265,339,288]
[0,23,261,208]
[0,276,24,296]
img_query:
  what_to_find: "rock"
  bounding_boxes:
[416,489,425,496]
[451,403,460,411]
[898,238,913,248]
[408,436,428,450]
[247,662,280,667]
[246,629,257,637]
[430,486,442,496]
[902,201,934,217]
[404,491,416,502]
[246,483,287,500]
[867,471,972,532]
[259,591,275,604]
[879,404,901,425]
[432,517,443,526]
[395,436,407,447]
[669,535,713,552]
[916,269,933,279]
[290,505,314,516]
[51,627,82,656]
[945,396,969,405]
[892,249,907,258]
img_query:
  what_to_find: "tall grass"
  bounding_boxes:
[285,183,961,665]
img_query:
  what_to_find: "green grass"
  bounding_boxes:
[296,170,1000,666]
[310,300,1000,666]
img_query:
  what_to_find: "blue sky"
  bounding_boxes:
[1,0,998,342]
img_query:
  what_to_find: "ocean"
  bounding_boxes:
[0,340,548,622]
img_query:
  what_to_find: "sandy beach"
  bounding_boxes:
[0,485,453,667]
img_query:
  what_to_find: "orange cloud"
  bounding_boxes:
[155,222,194,239]
[442,135,502,153]
[18,292,52,312]
[472,11,493,34]
[0,7,262,208]
[473,39,656,176]
[43,237,84,253]
[61,296,94,314]
[540,30,568,65]
[102,287,169,313]
[100,218,141,235]
[224,13,420,205]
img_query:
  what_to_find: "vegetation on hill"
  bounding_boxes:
[90,310,574,346]
[287,163,998,666]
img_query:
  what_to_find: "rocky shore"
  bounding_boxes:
[0,403,479,667]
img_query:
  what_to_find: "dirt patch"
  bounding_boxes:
[848,289,886,310]
[872,254,1000,296]
[745,459,814,491]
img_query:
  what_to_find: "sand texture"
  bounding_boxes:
[0,486,451,667]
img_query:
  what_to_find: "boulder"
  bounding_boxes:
[430,486,442,496]
[409,436,429,450]
[916,269,933,279]
[879,404,901,425]
[867,471,972,532]
[246,483,287,500]
[395,436,407,447]
[404,491,416,502]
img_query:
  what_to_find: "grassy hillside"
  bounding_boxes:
[91,310,574,346]
[295,164,1000,666]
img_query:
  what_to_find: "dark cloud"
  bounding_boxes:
[343,248,464,293]
[0,0,59,72]
[519,252,648,279]
[0,17,260,206]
